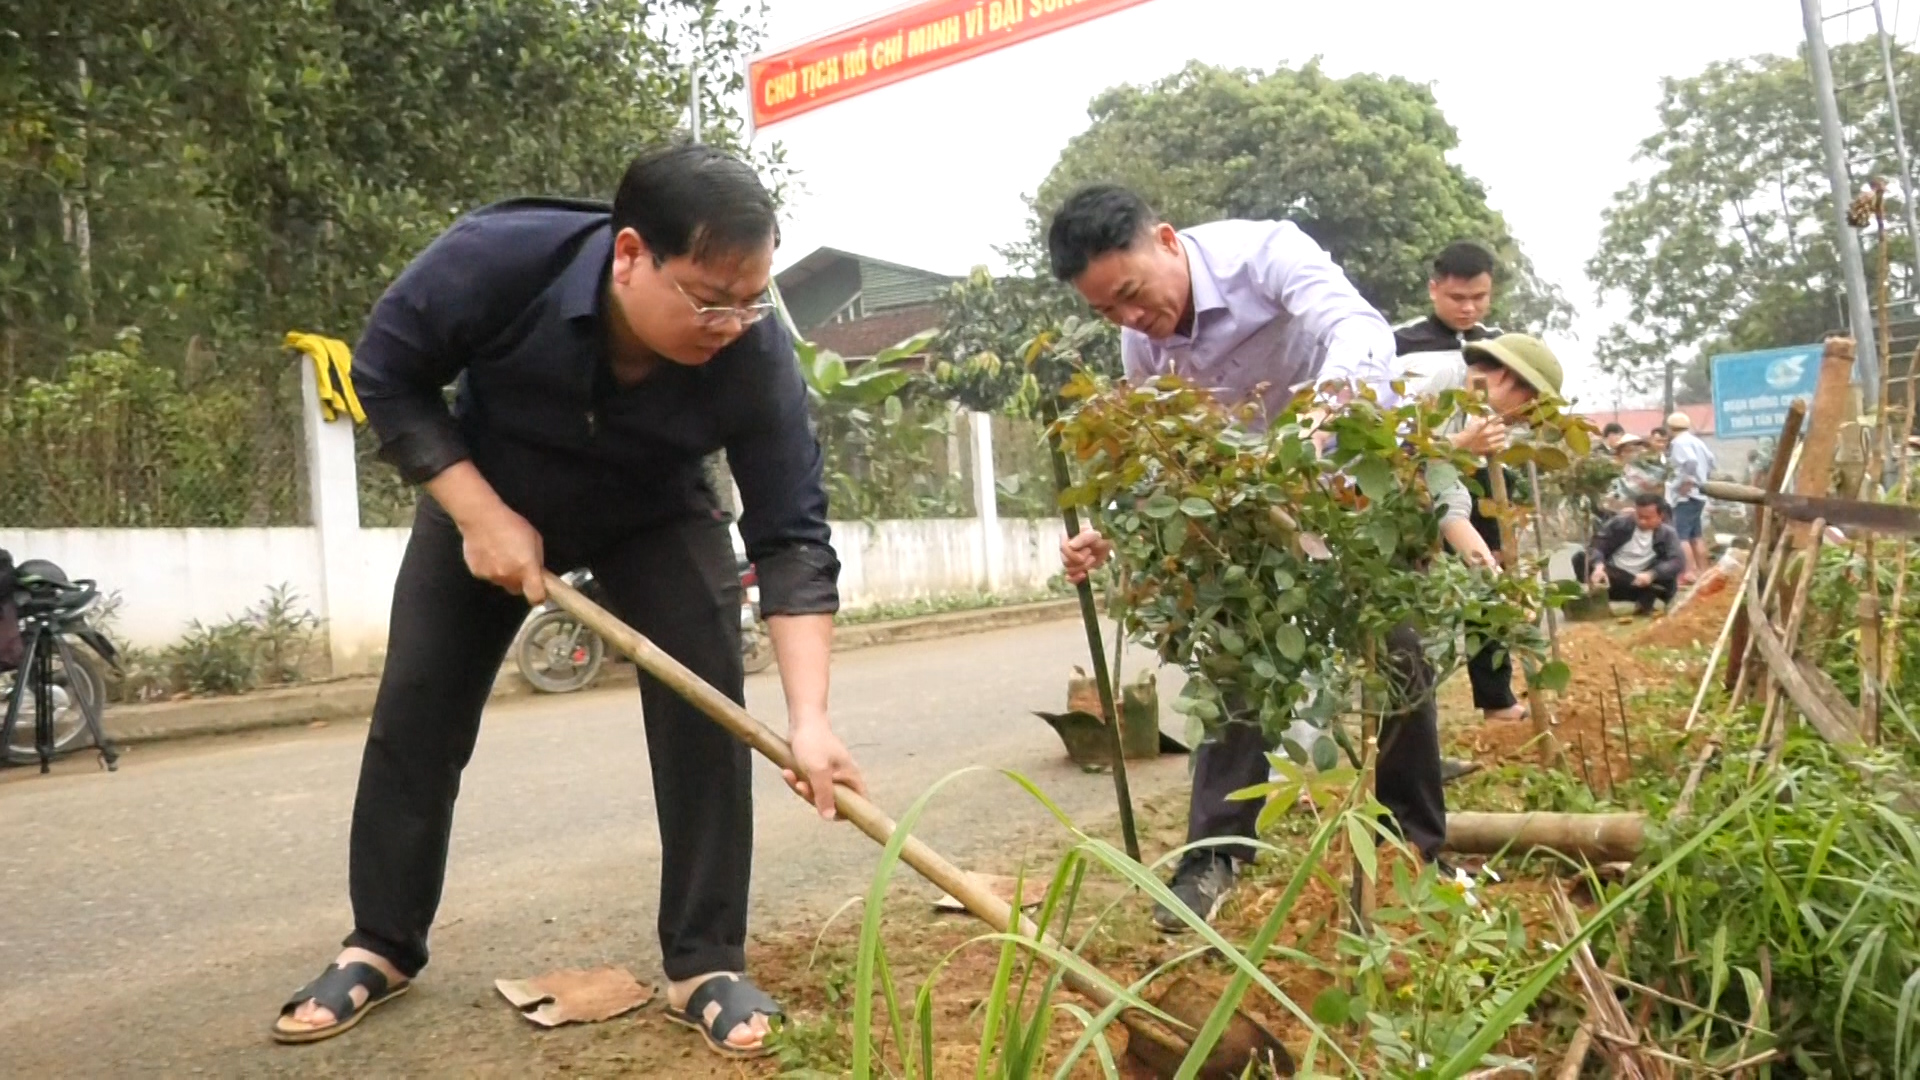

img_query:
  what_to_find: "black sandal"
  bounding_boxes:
[272,961,411,1044]
[666,973,784,1059]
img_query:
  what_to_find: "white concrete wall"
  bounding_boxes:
[0,518,1067,665]
[0,527,325,650]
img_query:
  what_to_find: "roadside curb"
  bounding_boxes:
[102,598,1079,747]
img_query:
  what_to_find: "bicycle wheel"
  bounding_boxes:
[514,610,606,694]
[3,643,106,763]
[741,624,775,675]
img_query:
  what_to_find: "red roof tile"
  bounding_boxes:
[804,303,942,359]
[1579,403,1717,436]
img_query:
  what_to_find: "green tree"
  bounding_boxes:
[928,267,1119,415]
[1027,61,1571,334]
[3,0,772,525]
[1588,43,1914,395]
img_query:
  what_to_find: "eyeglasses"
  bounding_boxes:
[669,278,776,329]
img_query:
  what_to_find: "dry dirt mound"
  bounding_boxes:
[1460,586,1733,787]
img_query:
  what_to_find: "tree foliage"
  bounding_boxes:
[3,0,771,524]
[927,267,1120,415]
[1588,42,1920,393]
[1054,369,1588,763]
[1027,61,1572,335]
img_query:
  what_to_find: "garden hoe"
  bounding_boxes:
[537,573,1295,1079]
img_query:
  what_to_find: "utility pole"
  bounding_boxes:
[688,5,709,144]
[1802,0,1883,391]
[1872,2,1920,289]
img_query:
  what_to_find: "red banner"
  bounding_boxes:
[750,0,1155,130]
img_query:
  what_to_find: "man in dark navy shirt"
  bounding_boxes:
[273,145,862,1059]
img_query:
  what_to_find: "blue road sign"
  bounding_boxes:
[1711,344,1823,438]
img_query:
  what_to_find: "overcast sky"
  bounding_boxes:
[746,1,1918,408]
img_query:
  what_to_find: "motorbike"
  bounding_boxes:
[514,561,774,694]
[2,557,122,766]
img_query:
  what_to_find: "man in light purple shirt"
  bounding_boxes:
[1045,185,1451,933]
[1074,205,1398,426]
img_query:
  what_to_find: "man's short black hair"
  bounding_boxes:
[613,144,778,267]
[1602,422,1626,437]
[1633,492,1664,510]
[1432,241,1497,282]
[1651,425,1670,439]
[1047,184,1159,281]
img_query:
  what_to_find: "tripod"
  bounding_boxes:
[2,577,120,774]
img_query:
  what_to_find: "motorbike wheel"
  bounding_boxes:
[741,624,776,675]
[3,643,107,763]
[515,610,607,694]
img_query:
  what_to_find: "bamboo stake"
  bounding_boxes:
[1597,693,1619,796]
[1528,460,1562,670]
[1794,338,1858,543]
[1040,396,1141,861]
[1556,1025,1595,1080]
[1350,640,1380,938]
[1726,403,1807,696]
[1889,454,1914,689]
[1729,528,1798,709]
[1612,665,1633,773]
[1755,521,1828,777]
[1860,531,1883,746]
[1575,733,1596,798]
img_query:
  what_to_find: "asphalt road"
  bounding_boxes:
[0,620,1192,1077]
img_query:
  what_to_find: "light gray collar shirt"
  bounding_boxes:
[1120,220,1398,429]
[1666,430,1716,504]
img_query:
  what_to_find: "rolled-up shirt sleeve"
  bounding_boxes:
[727,321,842,617]
[351,224,494,485]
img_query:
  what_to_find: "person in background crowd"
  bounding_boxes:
[1392,242,1529,729]
[1577,494,1686,616]
[1647,425,1670,456]
[1664,411,1715,584]
[1600,422,1626,452]
[1607,434,1663,512]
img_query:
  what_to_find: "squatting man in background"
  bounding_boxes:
[1043,184,1505,931]
[1393,241,1532,731]
[1577,494,1686,616]
[271,145,866,1060]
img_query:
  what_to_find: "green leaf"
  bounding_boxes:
[1311,734,1339,772]
[1351,457,1394,499]
[1310,987,1351,1026]
[1346,814,1377,882]
[1275,623,1307,662]
[1367,519,1398,556]
[1426,461,1460,496]
[1179,496,1216,518]
[1534,659,1572,692]
[1142,493,1180,519]
[1218,627,1246,655]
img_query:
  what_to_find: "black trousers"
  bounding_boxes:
[1465,636,1517,712]
[1571,552,1679,613]
[1186,623,1446,863]
[343,498,750,981]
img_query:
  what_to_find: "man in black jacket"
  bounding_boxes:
[272,145,865,1059]
[1393,242,1528,728]
[1578,495,1686,615]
